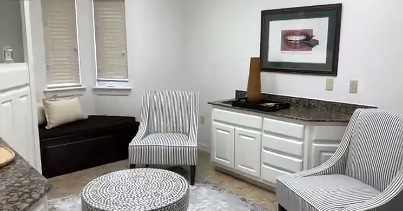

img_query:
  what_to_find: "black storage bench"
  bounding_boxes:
[39,115,139,178]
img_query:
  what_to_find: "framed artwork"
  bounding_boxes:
[260,4,342,76]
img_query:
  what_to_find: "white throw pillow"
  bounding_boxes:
[43,97,88,129]
[37,103,46,125]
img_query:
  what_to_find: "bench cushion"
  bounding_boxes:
[39,115,137,140]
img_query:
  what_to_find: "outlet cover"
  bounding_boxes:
[326,78,334,91]
[349,80,358,93]
[200,115,205,124]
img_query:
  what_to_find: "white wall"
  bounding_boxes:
[30,0,95,114]
[0,0,24,63]
[95,0,187,118]
[184,0,403,148]
[29,0,403,149]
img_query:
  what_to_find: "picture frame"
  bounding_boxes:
[260,4,342,76]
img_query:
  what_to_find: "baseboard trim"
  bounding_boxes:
[198,143,210,153]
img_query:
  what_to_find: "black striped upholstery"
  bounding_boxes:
[277,109,403,211]
[345,110,403,192]
[129,91,199,166]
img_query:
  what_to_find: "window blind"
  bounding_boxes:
[93,0,128,80]
[41,0,80,86]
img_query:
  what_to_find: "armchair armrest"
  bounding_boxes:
[292,109,363,178]
[341,170,403,211]
[130,122,148,144]
[187,92,199,145]
[129,93,151,145]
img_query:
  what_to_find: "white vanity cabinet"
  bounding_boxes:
[211,109,262,176]
[210,106,348,189]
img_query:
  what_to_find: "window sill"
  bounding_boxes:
[93,86,132,96]
[44,86,87,97]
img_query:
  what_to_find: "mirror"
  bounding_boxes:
[0,0,24,63]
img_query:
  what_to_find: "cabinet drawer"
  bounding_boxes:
[261,150,303,173]
[262,134,303,157]
[261,165,290,184]
[263,118,304,139]
[212,109,262,129]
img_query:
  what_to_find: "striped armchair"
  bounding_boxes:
[128,91,199,185]
[277,109,403,211]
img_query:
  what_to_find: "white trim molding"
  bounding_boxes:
[93,79,131,96]
[44,86,86,97]
[198,143,211,153]
[93,86,131,96]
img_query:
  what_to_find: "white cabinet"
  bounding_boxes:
[234,127,261,178]
[261,165,290,184]
[308,125,348,169]
[260,118,305,184]
[0,64,40,168]
[311,144,340,168]
[211,122,235,168]
[210,106,347,190]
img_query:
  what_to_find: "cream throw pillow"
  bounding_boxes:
[43,97,87,129]
[37,103,46,125]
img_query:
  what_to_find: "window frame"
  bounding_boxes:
[91,0,130,95]
[42,0,83,90]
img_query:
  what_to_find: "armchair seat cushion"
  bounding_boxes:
[129,133,197,165]
[277,174,380,211]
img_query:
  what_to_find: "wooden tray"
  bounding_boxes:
[0,145,15,168]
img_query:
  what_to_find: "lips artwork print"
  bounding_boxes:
[281,29,319,52]
[260,4,342,76]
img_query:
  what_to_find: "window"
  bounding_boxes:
[41,0,80,88]
[93,0,128,87]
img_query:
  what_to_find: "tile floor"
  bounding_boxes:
[48,150,278,210]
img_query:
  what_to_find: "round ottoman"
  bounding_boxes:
[81,169,189,211]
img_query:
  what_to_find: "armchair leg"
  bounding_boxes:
[130,164,136,169]
[145,164,149,168]
[190,165,196,185]
[278,204,286,211]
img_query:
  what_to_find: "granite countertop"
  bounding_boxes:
[209,99,355,122]
[209,91,376,122]
[0,139,51,211]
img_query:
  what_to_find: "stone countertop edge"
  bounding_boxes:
[208,98,374,123]
[0,138,51,211]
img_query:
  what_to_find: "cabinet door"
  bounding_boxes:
[211,122,235,168]
[234,127,261,178]
[0,86,35,166]
[311,144,339,168]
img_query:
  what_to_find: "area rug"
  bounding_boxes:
[48,179,266,211]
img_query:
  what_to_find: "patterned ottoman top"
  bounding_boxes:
[82,169,189,210]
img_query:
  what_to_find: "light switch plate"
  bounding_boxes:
[200,115,205,124]
[326,78,334,91]
[349,80,358,93]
